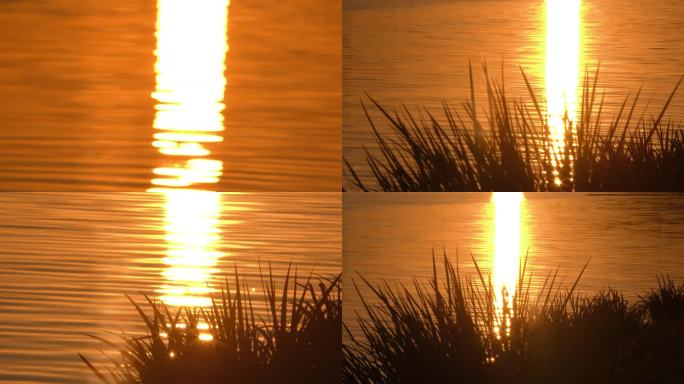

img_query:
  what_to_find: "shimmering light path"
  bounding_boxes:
[147,0,231,323]
[150,0,230,190]
[159,191,223,309]
[492,192,524,332]
[545,0,582,182]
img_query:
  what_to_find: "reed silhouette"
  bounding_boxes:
[80,265,341,384]
[345,65,684,191]
[343,251,684,383]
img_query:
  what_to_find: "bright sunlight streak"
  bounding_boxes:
[492,192,524,333]
[149,0,230,190]
[545,0,581,183]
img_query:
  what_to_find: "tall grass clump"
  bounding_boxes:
[345,64,684,191]
[343,251,684,383]
[80,265,341,384]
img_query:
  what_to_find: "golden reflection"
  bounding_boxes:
[149,0,230,190]
[545,0,581,183]
[159,190,222,310]
[491,192,524,334]
[148,0,230,341]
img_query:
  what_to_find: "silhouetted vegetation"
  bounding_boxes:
[345,65,684,191]
[344,252,684,383]
[80,265,341,384]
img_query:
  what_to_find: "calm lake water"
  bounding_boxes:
[343,0,684,188]
[0,0,340,191]
[0,192,340,383]
[344,193,684,334]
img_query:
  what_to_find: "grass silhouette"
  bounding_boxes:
[80,264,341,384]
[343,251,684,383]
[345,64,684,191]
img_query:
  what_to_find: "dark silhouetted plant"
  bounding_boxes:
[80,264,341,384]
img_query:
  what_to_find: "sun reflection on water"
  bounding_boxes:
[148,0,230,340]
[492,192,524,334]
[545,0,581,184]
[149,0,229,190]
[159,190,223,309]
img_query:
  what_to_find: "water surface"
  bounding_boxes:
[0,0,340,191]
[0,192,340,383]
